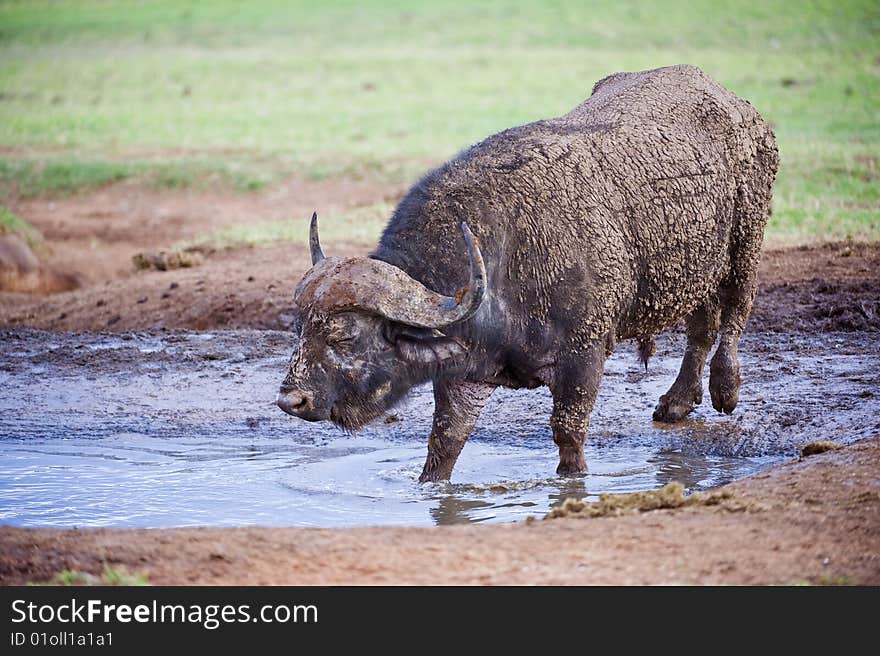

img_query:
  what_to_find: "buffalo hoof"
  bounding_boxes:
[556,463,587,477]
[556,452,587,477]
[418,467,451,483]
[709,359,741,415]
[710,383,739,414]
[653,393,697,423]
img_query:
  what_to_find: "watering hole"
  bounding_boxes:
[0,329,877,528]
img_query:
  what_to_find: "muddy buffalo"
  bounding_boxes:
[276,64,779,482]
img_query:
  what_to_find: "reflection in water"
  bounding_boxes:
[546,477,590,514]
[429,496,495,525]
[652,451,717,489]
[430,476,590,525]
[650,450,750,490]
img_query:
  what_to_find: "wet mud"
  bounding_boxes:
[1,328,877,528]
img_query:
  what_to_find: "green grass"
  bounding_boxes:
[1,0,878,243]
[180,201,396,251]
[31,565,149,586]
[0,205,42,247]
[0,156,273,198]
[0,158,133,196]
[787,576,857,586]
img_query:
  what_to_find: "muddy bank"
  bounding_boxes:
[753,241,880,332]
[2,437,877,585]
[1,239,878,334]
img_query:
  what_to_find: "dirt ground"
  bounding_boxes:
[1,180,878,585]
[1,438,878,585]
[0,177,398,331]
[0,180,878,333]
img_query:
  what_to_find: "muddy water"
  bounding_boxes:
[0,329,877,528]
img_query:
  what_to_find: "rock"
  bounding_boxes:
[0,235,79,294]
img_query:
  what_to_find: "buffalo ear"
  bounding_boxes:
[383,322,467,365]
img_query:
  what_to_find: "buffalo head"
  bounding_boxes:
[276,213,486,430]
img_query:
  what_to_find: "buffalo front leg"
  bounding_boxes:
[550,341,606,476]
[419,379,496,483]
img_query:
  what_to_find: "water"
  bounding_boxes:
[0,329,877,528]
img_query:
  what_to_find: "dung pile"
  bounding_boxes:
[545,482,756,519]
[800,440,842,457]
[546,482,690,519]
[133,248,204,271]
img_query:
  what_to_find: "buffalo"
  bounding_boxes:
[276,65,778,482]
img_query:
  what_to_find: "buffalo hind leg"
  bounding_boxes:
[419,379,496,483]
[551,341,606,476]
[710,127,775,414]
[710,225,767,413]
[710,275,755,414]
[653,299,719,422]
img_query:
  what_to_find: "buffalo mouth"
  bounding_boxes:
[329,403,384,431]
[290,409,327,422]
[277,405,328,422]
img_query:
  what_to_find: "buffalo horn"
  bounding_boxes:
[309,212,325,265]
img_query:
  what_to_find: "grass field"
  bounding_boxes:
[1,0,878,244]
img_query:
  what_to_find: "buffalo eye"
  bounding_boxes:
[325,331,355,347]
[381,321,397,346]
[384,322,442,343]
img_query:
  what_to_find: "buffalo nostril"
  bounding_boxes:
[275,390,314,416]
